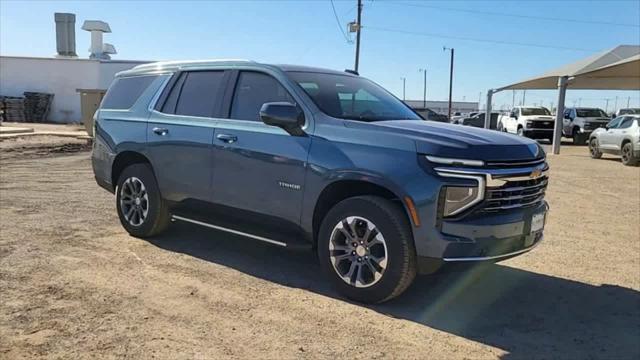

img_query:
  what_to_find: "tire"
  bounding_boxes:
[517,127,524,137]
[317,196,417,304]
[116,163,170,237]
[589,138,603,159]
[572,128,586,145]
[621,142,638,166]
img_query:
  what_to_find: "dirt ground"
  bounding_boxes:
[1,136,638,359]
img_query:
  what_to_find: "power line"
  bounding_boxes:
[330,0,352,43]
[384,1,640,28]
[363,25,598,52]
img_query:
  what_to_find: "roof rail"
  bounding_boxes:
[344,69,359,76]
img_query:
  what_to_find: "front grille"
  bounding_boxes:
[482,176,548,211]
[485,158,545,168]
[530,121,554,129]
[584,122,606,131]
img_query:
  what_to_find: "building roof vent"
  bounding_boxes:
[81,20,113,60]
[54,13,77,57]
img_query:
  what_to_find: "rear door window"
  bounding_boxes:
[229,71,295,121]
[173,71,226,118]
[101,75,157,109]
[618,117,633,129]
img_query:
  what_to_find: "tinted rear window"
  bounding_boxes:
[174,71,226,118]
[102,75,157,109]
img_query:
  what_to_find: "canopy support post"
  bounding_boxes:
[552,76,569,155]
[485,89,494,129]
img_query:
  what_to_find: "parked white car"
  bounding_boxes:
[562,107,610,144]
[498,106,555,141]
[588,115,640,166]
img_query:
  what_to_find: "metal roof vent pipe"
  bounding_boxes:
[54,13,77,57]
[81,20,112,60]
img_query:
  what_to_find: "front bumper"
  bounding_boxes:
[418,201,547,272]
[406,160,550,274]
[523,128,554,139]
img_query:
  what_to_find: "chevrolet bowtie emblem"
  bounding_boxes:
[530,169,543,179]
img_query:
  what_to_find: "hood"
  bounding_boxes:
[522,115,555,121]
[583,117,611,122]
[361,120,543,162]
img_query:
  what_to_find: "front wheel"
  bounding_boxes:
[589,138,602,159]
[517,127,524,137]
[317,196,417,304]
[621,142,638,166]
[116,163,171,237]
[572,128,586,145]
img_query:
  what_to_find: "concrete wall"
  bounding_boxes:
[0,56,148,123]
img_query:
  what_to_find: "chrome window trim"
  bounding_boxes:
[147,74,173,112]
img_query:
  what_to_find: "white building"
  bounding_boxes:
[404,100,479,114]
[0,13,149,123]
[0,56,147,122]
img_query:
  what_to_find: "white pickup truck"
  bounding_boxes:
[498,106,555,141]
[562,107,611,144]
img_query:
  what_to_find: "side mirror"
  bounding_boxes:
[564,114,572,120]
[260,102,305,136]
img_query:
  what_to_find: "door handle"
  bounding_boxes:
[153,127,169,136]
[216,133,238,144]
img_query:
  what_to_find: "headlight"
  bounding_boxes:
[526,120,533,128]
[442,186,480,216]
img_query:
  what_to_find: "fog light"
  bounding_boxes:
[443,186,480,216]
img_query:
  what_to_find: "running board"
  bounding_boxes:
[171,215,288,247]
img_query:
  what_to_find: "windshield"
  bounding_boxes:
[619,108,640,115]
[521,107,551,116]
[577,108,608,117]
[286,71,421,122]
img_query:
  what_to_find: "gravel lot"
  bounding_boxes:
[1,137,639,359]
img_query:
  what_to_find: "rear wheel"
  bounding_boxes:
[621,142,638,166]
[317,196,416,303]
[589,138,603,159]
[116,163,170,237]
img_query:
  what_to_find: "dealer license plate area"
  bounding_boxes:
[531,213,545,234]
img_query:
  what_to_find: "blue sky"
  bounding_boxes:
[1,0,639,111]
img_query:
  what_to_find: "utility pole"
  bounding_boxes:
[419,68,427,108]
[512,90,516,108]
[614,96,618,111]
[400,77,406,101]
[604,98,610,113]
[522,90,527,105]
[478,92,482,111]
[443,47,454,119]
[628,96,631,108]
[354,0,363,73]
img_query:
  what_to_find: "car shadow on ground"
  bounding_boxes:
[148,223,640,359]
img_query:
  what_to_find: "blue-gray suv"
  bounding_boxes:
[92,60,549,303]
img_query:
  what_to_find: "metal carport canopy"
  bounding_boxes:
[484,45,640,154]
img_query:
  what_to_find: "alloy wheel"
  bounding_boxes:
[622,144,631,163]
[120,177,149,226]
[329,216,388,288]
[590,139,598,156]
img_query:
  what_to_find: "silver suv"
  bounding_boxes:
[589,115,640,166]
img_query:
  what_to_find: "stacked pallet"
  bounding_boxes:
[24,92,54,122]
[0,96,26,122]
